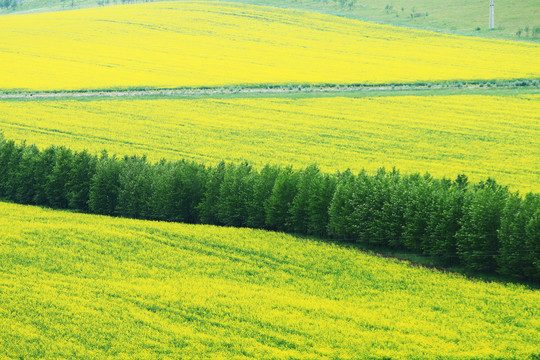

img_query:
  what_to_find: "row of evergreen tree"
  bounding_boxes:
[1,136,538,281]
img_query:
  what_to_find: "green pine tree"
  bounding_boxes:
[88,152,122,216]
[68,150,98,211]
[33,147,57,206]
[498,193,540,279]
[265,167,298,232]
[15,145,40,205]
[217,162,254,227]
[308,173,337,237]
[46,147,74,209]
[0,139,18,198]
[401,173,434,252]
[197,161,226,225]
[4,142,24,202]
[426,176,467,264]
[116,156,153,219]
[290,164,320,234]
[456,179,509,273]
[247,164,280,229]
[327,169,356,240]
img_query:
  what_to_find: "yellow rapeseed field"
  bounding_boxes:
[0,1,539,91]
[2,94,539,192]
[1,201,539,359]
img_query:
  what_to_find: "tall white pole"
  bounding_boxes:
[489,0,495,30]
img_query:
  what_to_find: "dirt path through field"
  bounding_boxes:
[1,82,534,99]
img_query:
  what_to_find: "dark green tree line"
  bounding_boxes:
[1,136,538,282]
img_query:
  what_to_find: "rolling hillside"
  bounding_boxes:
[2,0,539,43]
[2,92,539,192]
[0,1,539,91]
[1,201,539,359]
[1,0,539,358]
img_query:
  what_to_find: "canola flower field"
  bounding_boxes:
[2,93,539,192]
[2,0,538,44]
[0,1,539,91]
[1,201,539,359]
[1,2,539,358]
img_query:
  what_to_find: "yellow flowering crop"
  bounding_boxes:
[0,1,539,91]
[1,201,538,359]
[2,94,539,192]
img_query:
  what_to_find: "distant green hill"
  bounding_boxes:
[2,0,539,42]
[1,201,539,359]
[234,0,540,42]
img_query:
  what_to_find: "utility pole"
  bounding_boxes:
[489,0,495,30]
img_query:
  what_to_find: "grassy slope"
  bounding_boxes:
[2,0,539,43]
[0,1,539,92]
[231,0,540,42]
[1,201,539,359]
[2,91,539,192]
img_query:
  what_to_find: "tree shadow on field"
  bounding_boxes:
[293,233,540,290]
